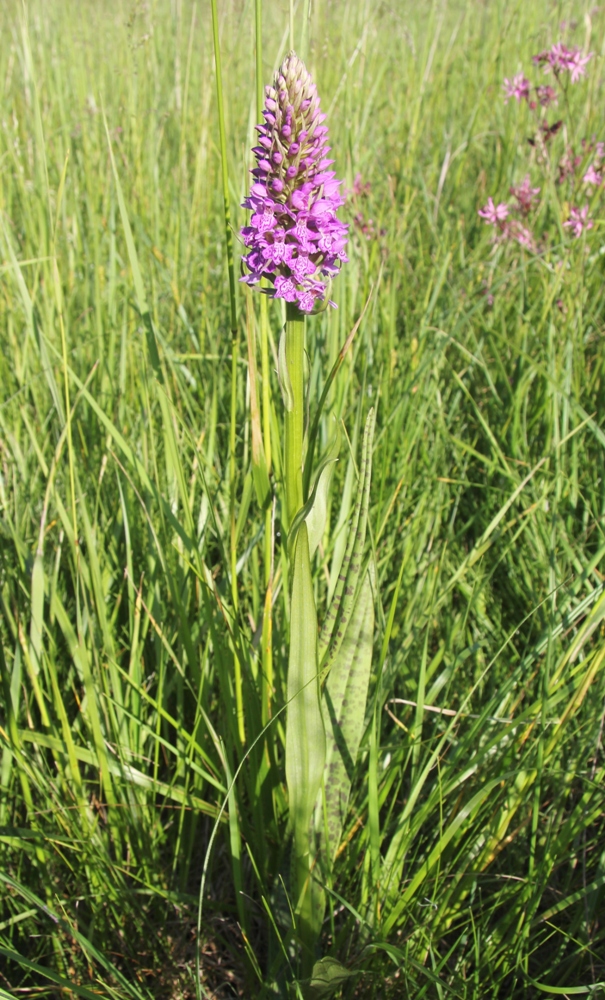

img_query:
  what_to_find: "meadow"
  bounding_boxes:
[1,0,605,996]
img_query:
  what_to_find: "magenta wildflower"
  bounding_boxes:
[510,175,540,214]
[353,213,385,241]
[549,43,578,72]
[482,285,495,307]
[503,73,530,103]
[583,164,602,187]
[505,219,536,251]
[557,147,582,184]
[240,51,348,313]
[350,172,371,198]
[564,205,593,238]
[568,49,593,83]
[536,85,557,107]
[533,43,593,82]
[478,198,509,225]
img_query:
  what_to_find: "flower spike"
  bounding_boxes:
[240,51,348,313]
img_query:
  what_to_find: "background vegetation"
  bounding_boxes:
[1,0,604,996]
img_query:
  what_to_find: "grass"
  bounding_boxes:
[1,0,605,996]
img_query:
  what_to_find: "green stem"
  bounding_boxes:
[230,335,246,746]
[261,296,272,577]
[230,335,240,613]
[210,0,238,338]
[257,0,272,581]
[256,0,274,727]
[285,303,305,526]
[255,0,263,123]
[210,0,244,744]
[301,0,311,60]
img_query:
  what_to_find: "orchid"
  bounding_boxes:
[239,51,374,979]
[241,51,348,313]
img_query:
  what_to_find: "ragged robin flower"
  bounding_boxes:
[533,43,593,83]
[240,51,348,313]
[564,205,593,238]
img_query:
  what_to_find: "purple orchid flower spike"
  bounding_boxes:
[240,51,348,313]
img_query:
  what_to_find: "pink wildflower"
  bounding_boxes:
[549,43,577,72]
[510,175,540,214]
[557,147,582,184]
[536,85,557,107]
[568,49,593,83]
[533,43,593,82]
[353,212,378,240]
[478,198,509,225]
[503,73,530,103]
[496,220,536,252]
[507,220,536,251]
[351,172,371,197]
[583,164,602,187]
[481,282,495,307]
[563,205,593,238]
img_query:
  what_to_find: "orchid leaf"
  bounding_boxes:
[316,570,374,862]
[285,523,326,952]
[319,407,375,678]
[304,956,357,999]
[302,290,374,499]
[305,458,336,558]
[289,428,340,557]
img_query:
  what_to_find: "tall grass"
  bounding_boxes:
[1,0,605,996]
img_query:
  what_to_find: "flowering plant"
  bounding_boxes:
[479,40,600,266]
[241,52,348,313]
[238,52,376,981]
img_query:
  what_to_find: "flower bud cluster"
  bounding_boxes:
[240,52,348,312]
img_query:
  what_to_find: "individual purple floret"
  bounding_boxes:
[240,51,348,313]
